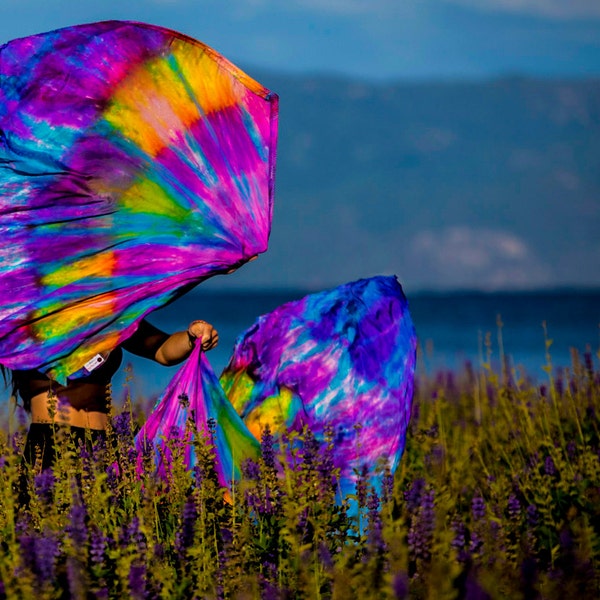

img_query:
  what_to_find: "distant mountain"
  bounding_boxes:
[209,73,600,293]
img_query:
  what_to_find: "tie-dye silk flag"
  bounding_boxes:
[0,21,278,383]
[135,340,261,489]
[220,276,417,501]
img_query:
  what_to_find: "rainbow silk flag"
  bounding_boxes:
[0,21,278,382]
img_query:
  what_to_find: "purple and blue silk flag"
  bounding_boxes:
[220,275,417,500]
[0,21,278,383]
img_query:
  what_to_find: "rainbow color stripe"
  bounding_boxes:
[220,276,417,502]
[0,21,278,382]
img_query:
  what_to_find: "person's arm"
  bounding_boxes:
[122,319,218,366]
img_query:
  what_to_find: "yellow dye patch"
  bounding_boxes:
[191,41,271,98]
[119,177,190,220]
[32,292,118,342]
[47,329,122,384]
[42,251,116,288]
[170,40,237,115]
[222,370,256,413]
[104,54,201,157]
[244,387,294,440]
[104,95,164,158]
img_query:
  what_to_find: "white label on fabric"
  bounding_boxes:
[84,354,106,373]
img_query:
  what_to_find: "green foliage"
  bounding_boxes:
[0,347,599,598]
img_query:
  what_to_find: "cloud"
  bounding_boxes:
[407,227,553,290]
[444,0,600,19]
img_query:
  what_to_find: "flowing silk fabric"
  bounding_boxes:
[135,340,260,487]
[220,276,417,500]
[0,21,278,383]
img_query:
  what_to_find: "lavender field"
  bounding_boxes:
[0,345,599,599]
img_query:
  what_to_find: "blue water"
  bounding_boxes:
[2,289,599,413]
[110,288,600,403]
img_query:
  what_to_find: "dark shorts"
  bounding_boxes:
[23,422,107,471]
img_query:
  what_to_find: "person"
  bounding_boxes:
[11,318,219,472]
[6,255,257,472]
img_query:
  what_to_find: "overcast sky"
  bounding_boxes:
[1,0,599,81]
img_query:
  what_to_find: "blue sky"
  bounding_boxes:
[1,0,599,81]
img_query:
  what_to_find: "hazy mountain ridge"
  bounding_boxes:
[216,73,600,292]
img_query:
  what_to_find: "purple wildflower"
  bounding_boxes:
[566,441,576,460]
[300,428,320,473]
[317,425,337,495]
[318,542,334,570]
[381,465,395,504]
[485,382,496,405]
[18,534,36,573]
[544,455,556,477]
[451,518,468,562]
[121,517,146,556]
[355,464,369,508]
[471,494,486,521]
[177,392,189,408]
[404,477,425,513]
[207,417,217,438]
[507,493,521,521]
[427,423,439,438]
[106,463,119,488]
[75,438,90,464]
[470,531,483,555]
[34,532,60,584]
[67,503,88,547]
[95,587,109,600]
[259,562,279,600]
[408,488,435,562]
[66,556,85,599]
[261,485,275,517]
[526,504,539,528]
[127,445,138,464]
[410,399,421,425]
[112,412,133,437]
[175,499,197,559]
[261,425,275,470]
[11,430,25,453]
[129,562,148,600]
[392,571,409,599]
[34,469,56,505]
[242,458,261,481]
[555,376,564,397]
[90,528,107,565]
[527,452,540,471]
[426,444,444,468]
[366,490,386,553]
[92,435,107,459]
[296,507,309,533]
[154,542,165,560]
[570,378,578,395]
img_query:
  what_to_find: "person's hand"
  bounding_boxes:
[187,320,219,351]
